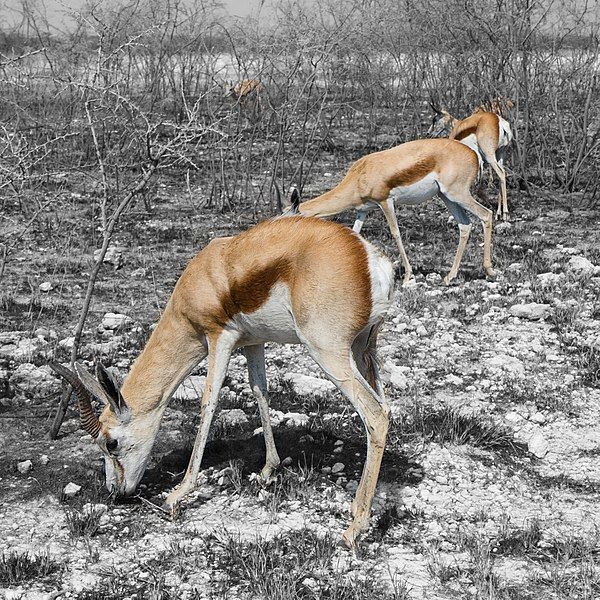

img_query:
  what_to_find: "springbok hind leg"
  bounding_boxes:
[311,346,389,550]
[444,190,495,281]
[439,193,473,284]
[244,344,280,484]
[379,198,414,286]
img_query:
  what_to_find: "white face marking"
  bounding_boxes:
[389,172,439,205]
[102,410,163,496]
[234,283,301,345]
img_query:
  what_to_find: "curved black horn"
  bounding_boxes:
[49,361,101,438]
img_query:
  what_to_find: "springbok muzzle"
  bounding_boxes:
[49,361,101,438]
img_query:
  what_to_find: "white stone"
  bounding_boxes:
[484,354,525,376]
[63,482,82,497]
[94,245,123,267]
[509,303,551,320]
[17,459,32,474]
[216,408,248,428]
[173,375,206,401]
[388,365,410,390]
[284,412,310,427]
[59,336,75,349]
[331,462,345,474]
[9,363,58,397]
[39,281,53,292]
[100,312,131,330]
[39,454,49,465]
[528,431,549,458]
[567,256,595,277]
[283,372,336,398]
[537,272,563,287]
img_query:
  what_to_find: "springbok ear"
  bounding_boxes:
[429,101,442,115]
[73,362,125,415]
[96,362,128,413]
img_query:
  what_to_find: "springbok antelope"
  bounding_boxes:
[428,101,514,220]
[225,78,263,107]
[292,138,496,286]
[49,216,394,550]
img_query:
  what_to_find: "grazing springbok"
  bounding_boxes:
[50,216,394,550]
[225,78,263,107]
[292,138,496,286]
[428,100,514,220]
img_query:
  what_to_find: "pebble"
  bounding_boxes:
[17,460,32,474]
[331,462,345,474]
[528,431,549,458]
[63,482,82,497]
[39,281,53,292]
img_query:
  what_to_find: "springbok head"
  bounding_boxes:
[50,361,157,496]
[427,103,455,137]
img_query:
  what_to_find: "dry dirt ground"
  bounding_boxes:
[1,177,599,599]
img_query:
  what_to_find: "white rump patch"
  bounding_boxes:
[498,116,513,148]
[361,240,394,324]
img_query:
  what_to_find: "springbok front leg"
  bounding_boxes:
[163,331,238,515]
[244,344,280,483]
[379,198,414,286]
[311,345,389,550]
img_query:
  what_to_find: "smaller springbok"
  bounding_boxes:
[50,216,394,550]
[292,138,496,286]
[225,78,263,107]
[428,99,514,220]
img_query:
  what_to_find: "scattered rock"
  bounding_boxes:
[63,482,82,497]
[216,408,248,429]
[94,245,123,268]
[282,456,293,467]
[509,303,551,320]
[537,272,563,287]
[283,372,336,398]
[9,363,58,397]
[388,364,410,390]
[528,431,549,458]
[284,412,310,427]
[82,503,108,517]
[39,281,53,292]
[17,459,32,474]
[100,312,131,330]
[39,454,49,465]
[567,255,595,277]
[485,354,525,376]
[331,462,345,474]
[173,375,206,401]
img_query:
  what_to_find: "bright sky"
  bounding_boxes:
[1,0,268,29]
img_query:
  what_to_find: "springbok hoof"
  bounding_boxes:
[485,268,497,280]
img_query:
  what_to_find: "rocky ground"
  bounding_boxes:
[1,185,599,599]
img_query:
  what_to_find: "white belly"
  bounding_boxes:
[233,283,301,345]
[389,172,439,205]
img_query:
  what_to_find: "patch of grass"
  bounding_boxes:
[207,528,408,599]
[64,506,103,538]
[578,345,600,388]
[0,550,60,586]
[390,403,524,455]
[495,518,543,556]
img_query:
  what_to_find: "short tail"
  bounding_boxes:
[290,187,300,213]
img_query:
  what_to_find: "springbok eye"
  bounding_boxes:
[106,439,118,453]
